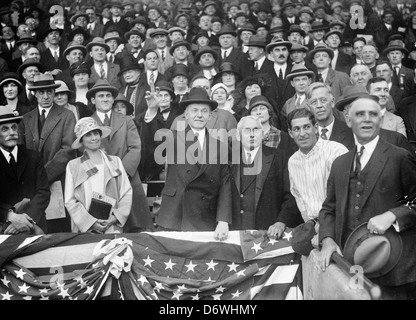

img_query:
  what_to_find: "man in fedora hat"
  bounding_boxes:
[87,79,154,232]
[383,44,414,95]
[318,95,416,299]
[237,22,256,53]
[117,28,146,64]
[140,80,180,180]
[308,43,351,101]
[281,64,314,121]
[104,33,123,65]
[265,39,296,116]
[0,105,50,235]
[281,1,301,30]
[192,46,218,82]
[143,49,166,91]
[229,114,302,234]
[164,39,199,82]
[87,36,122,90]
[39,28,68,75]
[286,24,305,45]
[155,87,232,240]
[103,1,130,36]
[149,28,174,75]
[216,24,251,79]
[17,58,44,109]
[169,63,191,105]
[246,34,273,76]
[85,6,105,38]
[324,29,354,74]
[306,21,328,51]
[19,73,77,233]
[58,41,87,86]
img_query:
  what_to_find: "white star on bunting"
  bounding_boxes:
[137,275,148,286]
[1,276,10,287]
[251,242,263,253]
[236,270,245,277]
[206,259,218,271]
[14,269,26,280]
[227,262,239,272]
[1,291,12,300]
[164,259,176,270]
[18,283,30,293]
[143,256,154,267]
[216,285,226,292]
[283,231,293,241]
[231,290,242,298]
[172,290,183,300]
[268,238,278,245]
[212,293,222,300]
[185,260,197,272]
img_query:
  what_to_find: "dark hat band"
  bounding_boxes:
[32,80,56,87]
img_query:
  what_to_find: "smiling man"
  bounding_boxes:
[286,107,347,253]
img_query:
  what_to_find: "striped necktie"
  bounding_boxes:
[100,63,105,79]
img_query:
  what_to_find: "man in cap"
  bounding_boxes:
[318,94,416,300]
[217,24,251,79]
[0,105,50,235]
[88,79,154,232]
[155,87,232,240]
[103,1,130,36]
[87,36,122,89]
[265,38,296,116]
[284,107,347,251]
[19,73,77,233]
[229,114,302,234]
[281,64,313,121]
[149,28,173,74]
[308,43,351,101]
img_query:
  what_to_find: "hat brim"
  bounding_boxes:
[286,70,315,81]
[17,61,44,76]
[0,115,23,124]
[335,94,378,111]
[157,86,176,101]
[343,223,402,278]
[266,41,292,53]
[179,98,218,111]
[169,42,191,55]
[0,78,23,94]
[125,31,146,41]
[86,86,119,100]
[72,126,112,149]
[307,48,334,63]
[15,38,38,47]
[86,42,110,53]
[28,83,60,91]
[194,49,218,63]
[383,47,409,56]
[113,99,134,116]
[63,45,87,57]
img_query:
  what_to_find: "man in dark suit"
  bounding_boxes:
[246,34,272,77]
[324,30,354,75]
[318,96,416,299]
[103,1,130,36]
[216,24,251,80]
[0,106,50,234]
[19,73,77,233]
[88,79,154,232]
[281,2,301,31]
[264,39,295,116]
[156,87,232,240]
[86,6,105,38]
[39,28,69,75]
[398,93,416,142]
[230,115,302,234]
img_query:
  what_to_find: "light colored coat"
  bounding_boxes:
[381,110,407,138]
[65,150,132,233]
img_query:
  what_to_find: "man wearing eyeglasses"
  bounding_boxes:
[230,115,302,237]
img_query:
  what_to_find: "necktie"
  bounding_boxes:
[161,50,165,61]
[9,152,17,174]
[29,91,35,104]
[54,50,59,62]
[150,71,155,85]
[254,61,259,72]
[100,63,105,79]
[104,113,110,126]
[394,66,400,76]
[317,73,323,83]
[39,109,46,133]
[223,50,227,59]
[320,128,328,140]
[295,96,301,107]
[355,145,365,175]
[279,68,283,80]
[109,54,114,64]
[245,151,252,167]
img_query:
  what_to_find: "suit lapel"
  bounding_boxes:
[27,110,41,151]
[109,112,123,141]
[0,151,17,180]
[339,150,355,224]
[39,105,60,151]
[325,69,335,86]
[254,147,272,210]
[16,147,29,181]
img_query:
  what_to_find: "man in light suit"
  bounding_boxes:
[148,28,174,75]
[156,87,232,240]
[86,7,105,38]
[307,43,351,102]
[230,115,302,233]
[0,106,50,235]
[19,73,77,233]
[367,77,407,137]
[88,79,154,232]
[318,96,416,299]
[87,37,122,90]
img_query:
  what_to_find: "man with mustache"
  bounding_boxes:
[0,106,50,235]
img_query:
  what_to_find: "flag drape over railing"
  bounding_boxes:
[0,230,302,300]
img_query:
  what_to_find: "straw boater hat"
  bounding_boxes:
[86,79,119,101]
[28,73,60,91]
[72,117,112,149]
[0,105,22,124]
[179,87,217,111]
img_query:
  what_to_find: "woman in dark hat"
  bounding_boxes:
[112,93,134,117]
[67,26,90,46]
[0,72,31,116]
[69,61,95,118]
[212,61,242,93]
